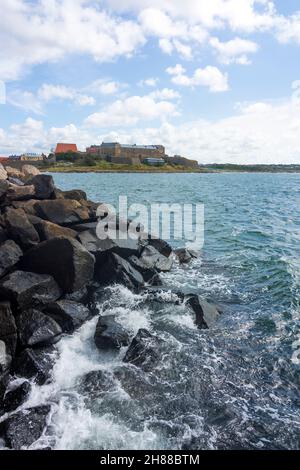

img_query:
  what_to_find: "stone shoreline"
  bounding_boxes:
[0,162,220,450]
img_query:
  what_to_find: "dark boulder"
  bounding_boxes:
[79,370,116,397]
[140,245,173,272]
[95,253,144,290]
[61,189,87,201]
[0,340,11,373]
[0,271,62,310]
[26,175,55,200]
[140,286,185,305]
[3,379,32,413]
[6,183,35,201]
[0,226,7,244]
[0,180,9,199]
[175,248,198,264]
[17,309,62,347]
[35,199,92,226]
[185,295,221,329]
[127,255,162,286]
[1,405,51,449]
[0,370,9,403]
[94,315,130,351]
[0,302,17,357]
[4,207,40,249]
[78,228,140,259]
[21,237,95,293]
[123,329,162,371]
[13,347,56,385]
[44,300,91,334]
[147,237,173,257]
[11,199,39,216]
[0,240,23,278]
[8,177,24,186]
[32,218,77,241]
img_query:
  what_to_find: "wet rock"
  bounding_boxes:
[114,365,155,400]
[95,253,144,290]
[17,309,62,347]
[6,183,35,201]
[0,163,8,180]
[13,347,56,385]
[4,208,40,249]
[5,166,24,179]
[20,237,95,293]
[1,405,51,449]
[44,300,91,334]
[147,237,173,257]
[0,240,23,278]
[123,329,161,371]
[175,248,198,264]
[140,286,185,305]
[0,180,9,199]
[79,370,116,397]
[22,165,40,179]
[35,199,91,226]
[127,255,162,286]
[185,295,221,329]
[0,302,17,357]
[3,379,32,412]
[140,245,173,272]
[94,315,130,351]
[0,271,62,310]
[32,218,77,241]
[26,175,55,200]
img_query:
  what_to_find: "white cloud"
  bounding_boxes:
[210,37,259,65]
[86,79,125,95]
[138,78,159,87]
[84,94,179,128]
[149,88,180,100]
[167,64,229,92]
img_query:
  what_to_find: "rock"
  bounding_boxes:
[0,271,62,310]
[95,253,144,290]
[127,255,162,286]
[13,347,56,385]
[4,208,40,249]
[0,302,17,357]
[8,177,24,186]
[0,370,9,403]
[123,329,161,371]
[140,245,173,272]
[5,166,24,179]
[78,228,140,259]
[147,238,173,258]
[44,300,91,334]
[185,295,221,329]
[71,221,98,233]
[22,165,40,179]
[12,199,39,216]
[6,183,35,201]
[0,240,23,278]
[0,163,8,180]
[0,340,11,373]
[94,315,130,351]
[61,189,87,201]
[20,237,95,293]
[79,370,116,397]
[35,199,92,226]
[0,227,7,244]
[17,309,62,347]
[32,218,77,241]
[26,175,55,200]
[3,379,32,412]
[140,286,185,305]
[174,248,198,264]
[1,405,51,449]
[0,180,9,199]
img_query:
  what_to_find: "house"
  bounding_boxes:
[55,143,78,154]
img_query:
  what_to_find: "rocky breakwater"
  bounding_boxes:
[0,162,221,450]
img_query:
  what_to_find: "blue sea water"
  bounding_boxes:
[22,172,300,450]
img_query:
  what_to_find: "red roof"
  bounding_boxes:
[55,143,78,154]
[0,157,9,162]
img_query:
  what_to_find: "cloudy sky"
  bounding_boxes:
[1,0,300,163]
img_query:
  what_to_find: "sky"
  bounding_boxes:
[0,0,300,164]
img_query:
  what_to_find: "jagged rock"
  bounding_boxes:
[0,240,23,278]
[0,163,8,180]
[1,405,51,449]
[185,295,221,329]
[71,221,98,232]
[140,245,173,272]
[123,329,161,371]
[0,370,9,403]
[0,340,11,373]
[94,315,130,351]
[79,370,116,397]
[5,166,24,179]
[0,302,17,357]
[62,189,87,201]
[44,300,91,334]
[127,255,162,286]
[8,177,24,186]
[175,248,198,264]
[64,286,89,303]
[12,199,39,216]
[3,379,32,412]
[26,175,55,200]
[17,309,62,347]
[0,271,62,310]
[22,165,40,179]
[13,347,56,385]
[147,238,173,258]
[31,217,77,241]
[20,237,95,293]
[0,180,9,199]
[6,183,35,201]
[4,208,40,249]
[35,199,92,226]
[95,253,144,290]
[78,228,140,259]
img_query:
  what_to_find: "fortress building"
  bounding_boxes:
[86,142,165,165]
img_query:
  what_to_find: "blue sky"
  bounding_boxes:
[1,0,300,163]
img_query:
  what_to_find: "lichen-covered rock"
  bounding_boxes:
[4,207,40,249]
[0,271,62,310]
[94,315,130,351]
[35,199,92,226]
[13,347,56,385]
[44,300,91,334]
[0,240,23,278]
[17,309,62,347]
[0,302,17,358]
[20,237,95,293]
